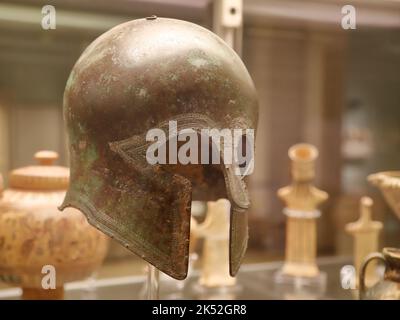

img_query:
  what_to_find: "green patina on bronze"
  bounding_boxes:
[60,17,259,279]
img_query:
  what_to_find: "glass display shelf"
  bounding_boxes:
[0,256,354,300]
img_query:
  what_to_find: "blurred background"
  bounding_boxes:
[0,0,399,278]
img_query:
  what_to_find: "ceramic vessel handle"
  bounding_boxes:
[359,252,386,300]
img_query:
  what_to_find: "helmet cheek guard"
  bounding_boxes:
[60,17,258,280]
[61,158,192,279]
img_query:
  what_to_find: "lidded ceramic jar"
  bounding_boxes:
[0,151,109,299]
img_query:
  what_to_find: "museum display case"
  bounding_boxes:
[0,0,399,301]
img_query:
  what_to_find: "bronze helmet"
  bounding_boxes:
[60,17,258,279]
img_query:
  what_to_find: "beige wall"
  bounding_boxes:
[243,26,346,253]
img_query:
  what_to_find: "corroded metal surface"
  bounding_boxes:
[60,17,258,280]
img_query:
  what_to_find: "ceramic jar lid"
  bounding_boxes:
[9,151,69,190]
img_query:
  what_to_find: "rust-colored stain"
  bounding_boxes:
[20,239,35,256]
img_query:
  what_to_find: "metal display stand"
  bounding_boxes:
[146,264,160,300]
